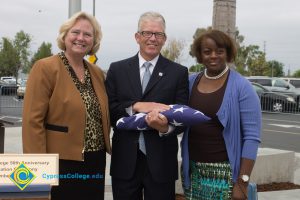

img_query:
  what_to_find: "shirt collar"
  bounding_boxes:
[138,52,159,69]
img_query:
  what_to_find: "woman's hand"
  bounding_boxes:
[232,182,248,200]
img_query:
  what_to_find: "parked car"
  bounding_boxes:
[0,80,18,95]
[251,82,299,112]
[17,79,27,99]
[281,78,300,88]
[247,76,300,108]
[0,76,16,84]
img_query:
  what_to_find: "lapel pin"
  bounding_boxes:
[159,72,163,76]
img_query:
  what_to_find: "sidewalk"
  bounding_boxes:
[3,127,300,200]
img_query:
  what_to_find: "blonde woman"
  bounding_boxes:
[22,12,110,200]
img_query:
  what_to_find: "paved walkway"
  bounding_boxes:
[3,127,300,199]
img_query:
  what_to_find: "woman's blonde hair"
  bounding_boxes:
[57,11,102,55]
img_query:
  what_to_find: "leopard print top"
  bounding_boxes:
[59,52,105,152]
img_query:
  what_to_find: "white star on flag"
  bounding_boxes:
[134,113,146,121]
[194,110,204,115]
[137,127,147,130]
[173,106,186,113]
[170,119,183,126]
[116,118,125,126]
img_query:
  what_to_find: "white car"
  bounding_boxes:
[17,80,27,99]
[0,76,16,84]
[281,78,300,89]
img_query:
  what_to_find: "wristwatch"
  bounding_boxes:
[239,174,250,183]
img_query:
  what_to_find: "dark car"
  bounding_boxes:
[251,82,299,113]
[0,80,18,95]
[247,76,300,108]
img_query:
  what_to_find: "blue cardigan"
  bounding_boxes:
[181,70,261,189]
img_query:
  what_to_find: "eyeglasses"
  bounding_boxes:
[139,31,166,39]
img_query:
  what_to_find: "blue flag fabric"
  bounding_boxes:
[116,104,211,130]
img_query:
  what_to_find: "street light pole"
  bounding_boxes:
[93,0,95,16]
[69,0,81,18]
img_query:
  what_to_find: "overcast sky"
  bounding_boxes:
[1,0,299,74]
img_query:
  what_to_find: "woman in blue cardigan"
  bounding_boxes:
[181,30,261,200]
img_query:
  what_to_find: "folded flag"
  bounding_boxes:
[116,104,210,130]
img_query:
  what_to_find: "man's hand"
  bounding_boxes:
[133,102,170,113]
[145,109,168,133]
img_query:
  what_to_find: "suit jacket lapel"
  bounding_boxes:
[126,55,143,97]
[143,55,167,95]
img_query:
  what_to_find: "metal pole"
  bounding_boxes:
[93,0,95,16]
[69,0,82,18]
[0,123,4,153]
[0,119,14,153]
[271,64,274,77]
[0,89,2,114]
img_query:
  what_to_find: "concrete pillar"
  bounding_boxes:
[212,0,236,40]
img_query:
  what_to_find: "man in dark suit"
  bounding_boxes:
[105,11,189,200]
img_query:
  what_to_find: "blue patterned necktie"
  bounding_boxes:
[139,62,152,154]
[142,62,151,92]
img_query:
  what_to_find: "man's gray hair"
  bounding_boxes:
[137,11,166,32]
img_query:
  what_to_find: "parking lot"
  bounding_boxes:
[261,112,300,152]
[0,95,23,126]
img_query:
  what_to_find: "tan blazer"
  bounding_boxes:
[22,55,111,161]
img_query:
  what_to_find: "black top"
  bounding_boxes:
[188,73,229,163]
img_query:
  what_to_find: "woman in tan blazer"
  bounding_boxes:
[22,11,110,200]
